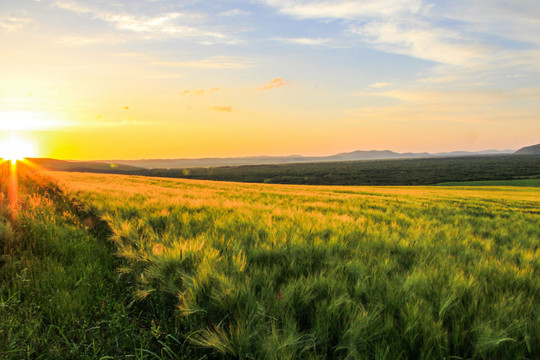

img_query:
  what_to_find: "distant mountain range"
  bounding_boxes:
[515,143,540,155]
[101,149,515,169]
[20,145,540,173]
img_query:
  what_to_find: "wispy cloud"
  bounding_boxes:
[153,56,253,69]
[220,9,250,17]
[53,0,239,44]
[148,73,185,79]
[181,89,204,96]
[58,33,124,45]
[261,0,423,20]
[369,82,392,89]
[181,88,221,96]
[260,0,540,70]
[273,37,330,46]
[349,20,488,66]
[209,105,232,112]
[0,14,32,33]
[417,75,459,84]
[346,85,540,125]
[259,78,289,90]
[260,1,473,65]
[442,0,540,47]
[52,0,90,15]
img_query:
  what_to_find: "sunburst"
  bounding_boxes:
[0,135,36,163]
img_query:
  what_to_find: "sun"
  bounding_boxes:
[0,135,36,163]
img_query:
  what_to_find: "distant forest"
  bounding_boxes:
[110,155,540,186]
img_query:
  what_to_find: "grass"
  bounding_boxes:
[0,162,184,359]
[436,179,540,187]
[49,171,539,359]
[1,161,538,359]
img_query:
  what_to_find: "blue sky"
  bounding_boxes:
[0,0,539,159]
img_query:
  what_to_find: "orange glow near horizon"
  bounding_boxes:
[1,1,540,160]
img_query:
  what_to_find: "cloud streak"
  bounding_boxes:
[181,88,221,96]
[220,9,250,17]
[347,84,540,125]
[349,20,488,65]
[0,14,32,33]
[59,33,124,45]
[262,0,423,20]
[53,0,238,44]
[259,78,289,90]
[259,0,540,70]
[273,37,330,46]
[209,106,232,112]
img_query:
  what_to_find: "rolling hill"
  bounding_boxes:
[102,149,514,169]
[515,143,540,155]
[25,158,143,172]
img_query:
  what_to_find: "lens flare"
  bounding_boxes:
[0,135,36,163]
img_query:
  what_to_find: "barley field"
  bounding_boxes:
[51,171,539,359]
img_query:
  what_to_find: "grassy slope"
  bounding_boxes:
[0,163,181,359]
[55,171,540,360]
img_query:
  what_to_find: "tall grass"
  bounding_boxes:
[56,171,540,359]
[0,163,183,359]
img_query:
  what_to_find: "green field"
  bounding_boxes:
[437,179,540,187]
[1,164,539,359]
[0,163,163,358]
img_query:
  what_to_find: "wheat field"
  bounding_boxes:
[48,171,540,359]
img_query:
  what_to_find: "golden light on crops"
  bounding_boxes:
[0,135,36,163]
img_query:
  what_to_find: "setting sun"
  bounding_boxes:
[0,135,36,163]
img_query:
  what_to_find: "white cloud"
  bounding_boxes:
[259,78,289,90]
[273,37,330,46]
[441,0,540,47]
[52,0,91,14]
[59,33,124,45]
[220,9,250,17]
[260,0,540,72]
[53,0,238,44]
[262,0,423,19]
[350,20,489,65]
[0,14,32,33]
[369,82,391,89]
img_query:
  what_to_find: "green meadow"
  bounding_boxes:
[1,165,539,359]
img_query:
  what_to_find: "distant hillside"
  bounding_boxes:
[104,149,514,169]
[18,154,540,186]
[515,143,540,155]
[128,155,540,186]
[26,158,142,172]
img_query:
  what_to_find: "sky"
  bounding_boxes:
[0,0,539,160]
